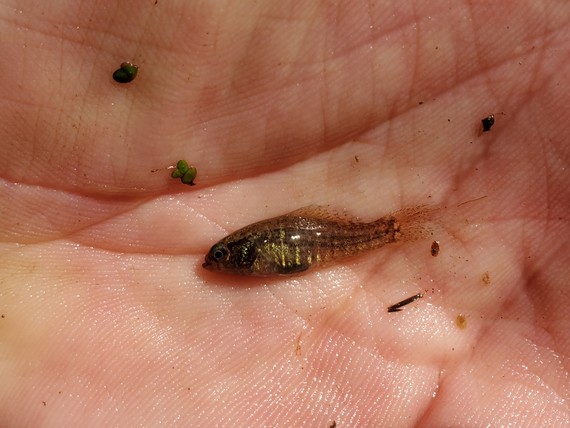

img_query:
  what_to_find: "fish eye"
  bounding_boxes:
[211,244,228,261]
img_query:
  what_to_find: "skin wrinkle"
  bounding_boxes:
[1,1,569,426]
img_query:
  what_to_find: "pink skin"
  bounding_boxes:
[1,1,569,426]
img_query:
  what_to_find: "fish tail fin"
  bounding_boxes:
[391,204,439,242]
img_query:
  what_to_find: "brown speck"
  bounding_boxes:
[418,101,424,105]
[330,422,336,428]
[482,271,491,286]
[42,401,46,406]
[431,240,440,256]
[295,333,302,356]
[481,114,495,132]
[455,314,467,329]
[354,155,360,163]
[1,314,4,318]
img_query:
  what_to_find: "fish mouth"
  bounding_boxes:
[202,259,213,270]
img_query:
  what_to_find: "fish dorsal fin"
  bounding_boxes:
[286,205,360,224]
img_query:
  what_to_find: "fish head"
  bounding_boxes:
[202,237,258,275]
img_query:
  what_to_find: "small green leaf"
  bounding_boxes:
[176,159,189,173]
[112,62,138,83]
[170,160,197,185]
[120,62,138,77]
[180,166,197,185]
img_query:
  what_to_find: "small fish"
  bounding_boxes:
[202,205,435,276]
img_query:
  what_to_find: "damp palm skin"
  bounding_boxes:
[203,205,432,276]
[2,1,566,426]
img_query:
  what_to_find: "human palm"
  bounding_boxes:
[1,1,569,426]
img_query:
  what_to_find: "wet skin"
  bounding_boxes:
[0,1,569,426]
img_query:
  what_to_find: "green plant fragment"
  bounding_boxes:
[181,166,197,185]
[112,62,138,83]
[170,160,196,185]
